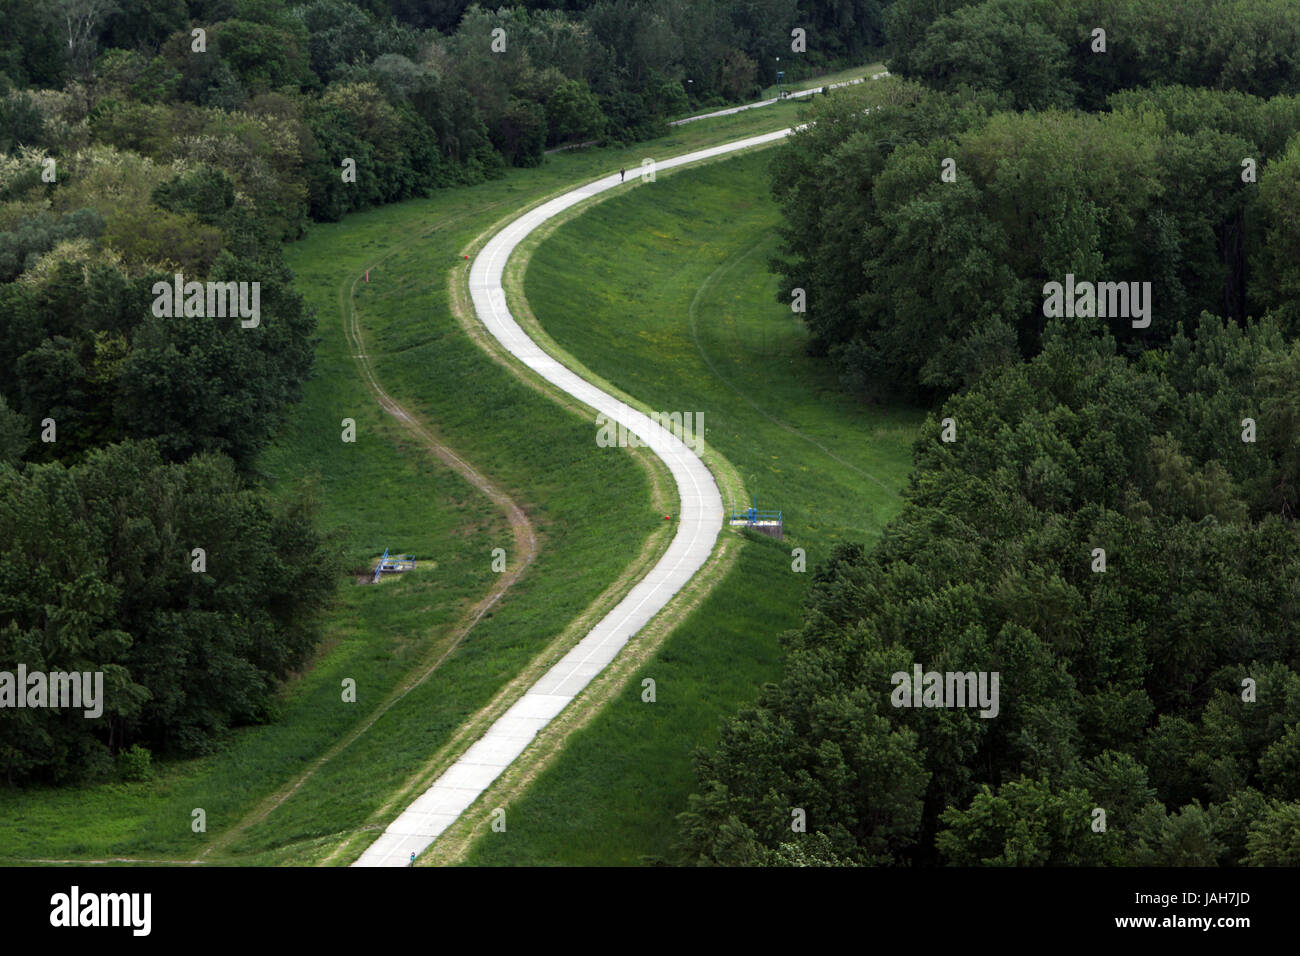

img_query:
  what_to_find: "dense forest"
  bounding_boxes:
[0,2,886,786]
[680,1,1300,865]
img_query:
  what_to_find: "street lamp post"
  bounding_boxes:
[776,57,782,98]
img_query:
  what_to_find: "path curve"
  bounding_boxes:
[355,126,796,867]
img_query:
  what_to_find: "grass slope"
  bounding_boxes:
[0,84,848,865]
[462,149,922,866]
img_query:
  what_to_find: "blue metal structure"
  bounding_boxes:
[373,548,417,582]
[729,496,782,525]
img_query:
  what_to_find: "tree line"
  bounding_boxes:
[2,0,891,203]
[887,0,1300,112]
[682,10,1300,865]
[0,136,337,784]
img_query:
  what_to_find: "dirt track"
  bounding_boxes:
[197,218,538,862]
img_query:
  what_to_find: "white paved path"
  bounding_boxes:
[355,127,799,867]
[546,69,888,152]
[669,72,885,125]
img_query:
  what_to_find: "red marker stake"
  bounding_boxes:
[365,269,369,282]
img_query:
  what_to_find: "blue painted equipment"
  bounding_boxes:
[728,496,784,539]
[373,548,417,583]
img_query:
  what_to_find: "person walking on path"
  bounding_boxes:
[620,167,625,182]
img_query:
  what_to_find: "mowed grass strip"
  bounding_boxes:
[462,149,922,866]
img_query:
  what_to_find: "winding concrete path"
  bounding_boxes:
[354,127,802,866]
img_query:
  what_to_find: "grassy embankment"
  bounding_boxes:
[0,88,849,865]
[458,149,921,866]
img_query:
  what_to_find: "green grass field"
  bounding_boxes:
[462,148,921,866]
[0,78,861,865]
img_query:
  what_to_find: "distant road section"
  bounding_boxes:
[354,128,795,867]
[545,69,887,153]
[669,71,887,126]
